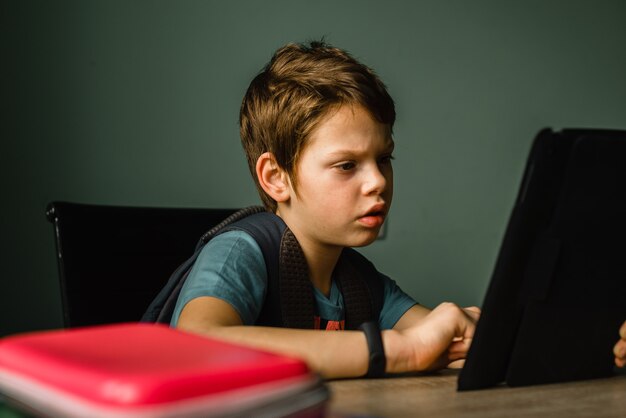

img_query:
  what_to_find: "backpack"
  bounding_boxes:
[142,206,384,330]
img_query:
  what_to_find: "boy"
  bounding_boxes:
[172,41,479,379]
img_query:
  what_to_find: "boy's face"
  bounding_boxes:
[278,104,394,250]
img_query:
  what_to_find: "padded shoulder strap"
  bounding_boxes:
[276,229,315,328]
[221,213,315,329]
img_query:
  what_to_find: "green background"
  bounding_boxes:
[2,0,625,337]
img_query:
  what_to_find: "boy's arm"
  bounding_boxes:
[177,296,479,379]
[179,296,370,377]
[392,304,431,330]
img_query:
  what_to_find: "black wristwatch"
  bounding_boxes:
[359,321,386,378]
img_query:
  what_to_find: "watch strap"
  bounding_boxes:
[359,321,386,378]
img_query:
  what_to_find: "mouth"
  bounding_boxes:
[358,204,387,228]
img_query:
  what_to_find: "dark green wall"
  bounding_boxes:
[2,0,626,336]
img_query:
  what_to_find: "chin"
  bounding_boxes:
[348,232,380,248]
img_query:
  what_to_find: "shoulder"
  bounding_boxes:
[173,230,268,326]
[199,229,263,260]
[377,271,417,329]
[223,212,287,238]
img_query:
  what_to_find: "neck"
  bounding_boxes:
[301,242,342,297]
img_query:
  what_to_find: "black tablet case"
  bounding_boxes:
[458,128,626,390]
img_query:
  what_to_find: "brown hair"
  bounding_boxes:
[239,40,396,212]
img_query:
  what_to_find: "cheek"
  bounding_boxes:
[309,180,354,211]
[295,173,340,204]
[317,183,350,204]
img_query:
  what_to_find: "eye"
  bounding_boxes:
[336,161,356,171]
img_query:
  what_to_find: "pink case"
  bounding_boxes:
[0,323,327,418]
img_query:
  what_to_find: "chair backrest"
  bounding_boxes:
[46,202,239,328]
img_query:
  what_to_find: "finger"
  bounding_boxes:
[463,307,481,322]
[458,313,478,340]
[447,359,465,369]
[448,338,472,355]
[615,340,626,360]
[620,321,626,340]
[464,306,481,315]
[616,357,625,368]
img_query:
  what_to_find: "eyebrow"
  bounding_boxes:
[326,141,395,158]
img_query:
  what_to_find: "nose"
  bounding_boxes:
[362,164,390,196]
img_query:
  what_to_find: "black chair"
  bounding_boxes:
[46,202,239,328]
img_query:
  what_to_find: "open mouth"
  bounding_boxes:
[366,210,385,217]
[358,210,386,227]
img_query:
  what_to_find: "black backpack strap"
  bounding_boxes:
[222,213,315,329]
[336,248,385,330]
[277,229,315,329]
[141,206,265,323]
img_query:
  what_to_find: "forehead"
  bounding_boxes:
[304,104,393,153]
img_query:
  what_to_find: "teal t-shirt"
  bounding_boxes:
[171,230,417,330]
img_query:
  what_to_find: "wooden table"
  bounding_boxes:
[326,369,626,417]
[1,370,624,417]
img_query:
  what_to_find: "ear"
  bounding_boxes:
[256,152,291,203]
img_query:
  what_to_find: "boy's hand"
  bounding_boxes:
[615,321,626,368]
[387,302,480,373]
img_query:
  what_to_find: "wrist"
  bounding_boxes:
[381,329,414,374]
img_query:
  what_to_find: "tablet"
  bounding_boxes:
[0,323,328,417]
[458,128,626,390]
